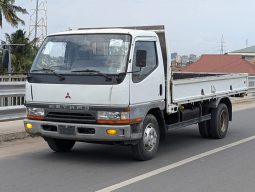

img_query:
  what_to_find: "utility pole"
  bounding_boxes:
[8,45,11,73]
[246,39,248,48]
[34,0,39,41]
[29,0,47,46]
[0,42,25,74]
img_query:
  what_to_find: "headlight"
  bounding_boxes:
[97,111,142,125]
[27,108,45,120]
[97,111,129,120]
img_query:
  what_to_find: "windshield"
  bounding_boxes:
[31,34,131,74]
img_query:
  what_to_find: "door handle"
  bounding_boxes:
[159,84,163,96]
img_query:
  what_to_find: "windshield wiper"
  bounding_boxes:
[31,68,65,81]
[71,69,112,81]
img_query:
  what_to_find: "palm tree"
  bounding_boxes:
[5,30,38,72]
[0,0,28,28]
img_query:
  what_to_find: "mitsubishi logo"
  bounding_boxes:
[65,92,71,99]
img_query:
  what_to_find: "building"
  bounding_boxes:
[181,55,189,64]
[250,58,255,65]
[182,54,255,75]
[228,45,255,62]
[171,52,178,61]
[189,54,197,62]
[171,53,198,71]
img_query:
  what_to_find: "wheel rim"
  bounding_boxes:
[220,110,227,133]
[143,123,158,152]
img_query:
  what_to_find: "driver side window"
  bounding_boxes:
[38,42,67,69]
[132,41,158,83]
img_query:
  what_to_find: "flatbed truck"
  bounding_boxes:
[24,25,248,160]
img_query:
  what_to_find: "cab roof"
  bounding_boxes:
[48,28,157,38]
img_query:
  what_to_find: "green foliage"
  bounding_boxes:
[0,0,28,28]
[5,29,38,73]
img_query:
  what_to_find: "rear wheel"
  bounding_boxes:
[45,138,75,152]
[132,114,160,161]
[198,121,211,138]
[210,103,229,139]
[198,107,211,138]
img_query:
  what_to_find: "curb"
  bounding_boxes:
[1,97,255,143]
[0,131,30,143]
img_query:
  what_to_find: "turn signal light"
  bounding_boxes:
[106,129,117,135]
[97,118,142,125]
[25,123,33,129]
[27,115,44,120]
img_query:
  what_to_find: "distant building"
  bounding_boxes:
[171,53,198,71]
[171,52,178,61]
[171,53,182,71]
[182,54,255,75]
[228,45,255,62]
[189,54,197,62]
[250,58,255,65]
[176,55,182,64]
[181,55,189,64]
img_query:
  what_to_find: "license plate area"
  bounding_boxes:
[58,125,75,135]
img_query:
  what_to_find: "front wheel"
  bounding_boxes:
[132,114,160,161]
[45,138,76,152]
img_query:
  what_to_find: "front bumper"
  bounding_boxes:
[24,119,142,141]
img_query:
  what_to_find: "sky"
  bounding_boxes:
[0,0,255,56]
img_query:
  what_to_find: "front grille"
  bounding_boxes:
[45,111,96,124]
[47,112,94,120]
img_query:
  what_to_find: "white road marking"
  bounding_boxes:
[96,135,255,192]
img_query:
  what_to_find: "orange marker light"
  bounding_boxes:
[106,129,117,135]
[26,123,33,129]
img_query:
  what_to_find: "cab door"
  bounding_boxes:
[130,37,165,106]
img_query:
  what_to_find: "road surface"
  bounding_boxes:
[0,105,255,192]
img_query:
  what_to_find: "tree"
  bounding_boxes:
[0,0,28,28]
[5,29,38,73]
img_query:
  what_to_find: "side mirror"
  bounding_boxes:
[136,50,147,68]
[2,49,9,68]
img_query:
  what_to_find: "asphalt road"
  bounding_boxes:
[1,106,255,192]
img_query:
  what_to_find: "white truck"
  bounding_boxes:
[24,25,248,160]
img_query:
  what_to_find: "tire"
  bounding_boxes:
[210,103,229,139]
[198,121,211,138]
[198,107,212,138]
[45,138,75,152]
[132,114,160,161]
